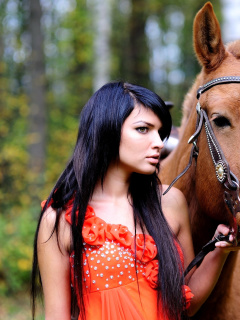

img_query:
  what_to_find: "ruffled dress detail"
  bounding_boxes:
[41,200,194,319]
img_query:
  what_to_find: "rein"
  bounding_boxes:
[163,76,240,276]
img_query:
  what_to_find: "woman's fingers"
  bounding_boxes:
[214,224,231,237]
[213,224,239,250]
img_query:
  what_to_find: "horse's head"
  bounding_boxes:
[189,2,240,228]
[162,2,240,241]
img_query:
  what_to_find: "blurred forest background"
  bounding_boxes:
[1,0,237,318]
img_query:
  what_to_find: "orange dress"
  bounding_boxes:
[41,200,193,319]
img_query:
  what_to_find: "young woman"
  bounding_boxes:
[31,81,237,320]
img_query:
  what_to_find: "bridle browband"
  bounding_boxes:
[163,77,240,275]
[197,76,240,99]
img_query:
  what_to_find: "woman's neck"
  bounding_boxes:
[91,162,130,204]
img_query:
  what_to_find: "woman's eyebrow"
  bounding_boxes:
[133,121,154,127]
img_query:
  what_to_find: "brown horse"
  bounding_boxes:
[160,2,240,319]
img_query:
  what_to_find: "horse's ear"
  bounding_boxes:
[193,2,226,71]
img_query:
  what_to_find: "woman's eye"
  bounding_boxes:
[136,127,148,133]
[212,116,231,128]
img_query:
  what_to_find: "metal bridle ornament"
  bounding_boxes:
[164,76,240,237]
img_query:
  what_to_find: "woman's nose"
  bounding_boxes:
[152,132,164,150]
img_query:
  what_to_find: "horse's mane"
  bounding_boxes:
[179,39,240,135]
[226,40,240,59]
[179,74,202,135]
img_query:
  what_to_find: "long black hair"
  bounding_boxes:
[31,81,185,319]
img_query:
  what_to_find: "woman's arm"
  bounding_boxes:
[184,224,236,317]
[37,207,72,320]
[162,186,239,316]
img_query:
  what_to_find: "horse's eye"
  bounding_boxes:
[212,116,231,128]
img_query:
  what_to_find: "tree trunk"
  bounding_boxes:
[92,0,112,91]
[127,0,150,87]
[28,0,46,184]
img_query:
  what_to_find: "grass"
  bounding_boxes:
[0,292,44,320]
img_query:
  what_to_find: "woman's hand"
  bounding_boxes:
[214,224,240,251]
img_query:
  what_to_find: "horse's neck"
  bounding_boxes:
[190,205,218,253]
[160,106,196,193]
[161,106,218,251]
[162,155,213,244]
[161,73,202,184]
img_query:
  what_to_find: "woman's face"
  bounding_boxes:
[118,105,164,176]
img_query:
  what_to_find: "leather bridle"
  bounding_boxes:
[163,76,240,274]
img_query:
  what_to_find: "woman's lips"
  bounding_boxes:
[146,155,160,164]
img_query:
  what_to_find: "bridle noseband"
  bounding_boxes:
[164,76,240,237]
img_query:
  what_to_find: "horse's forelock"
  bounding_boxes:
[226,40,240,59]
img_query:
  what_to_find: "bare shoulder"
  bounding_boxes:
[162,185,188,210]
[37,206,72,318]
[38,206,71,253]
[39,206,58,240]
[41,206,57,226]
[161,185,190,235]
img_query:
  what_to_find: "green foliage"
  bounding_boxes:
[0,90,29,211]
[0,0,95,298]
[0,207,37,294]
